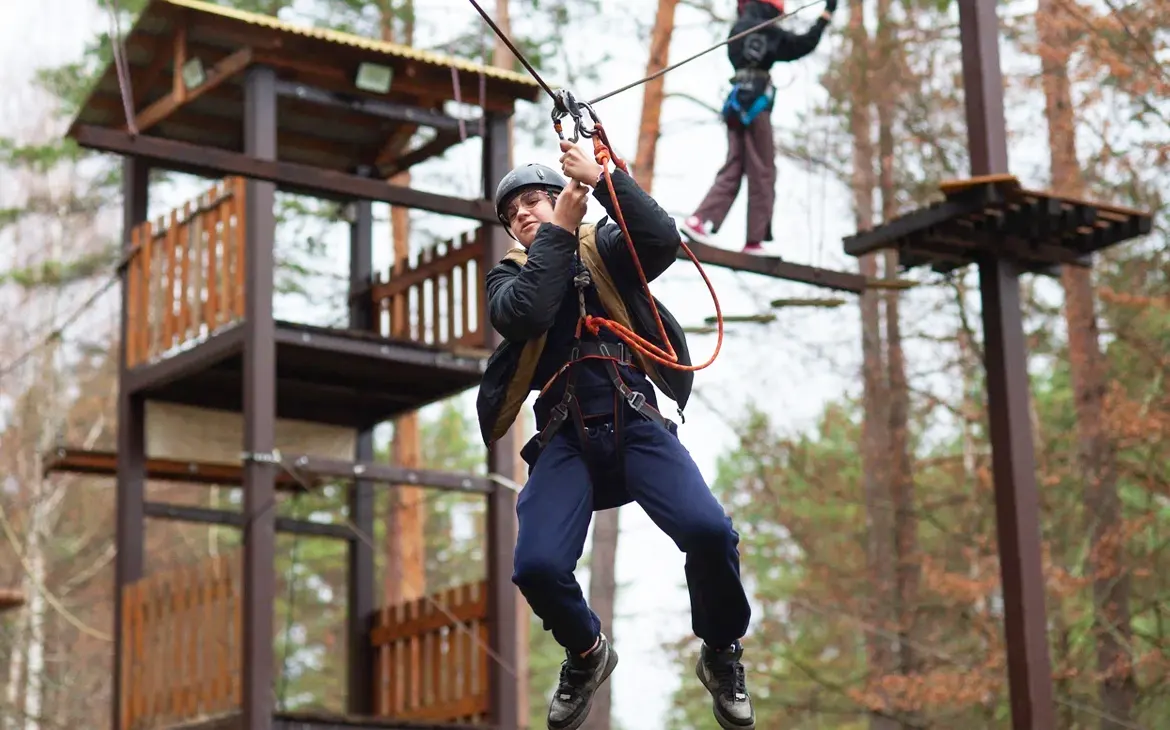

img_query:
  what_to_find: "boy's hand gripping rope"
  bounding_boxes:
[552,95,724,373]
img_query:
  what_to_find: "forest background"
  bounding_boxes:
[1,0,1167,728]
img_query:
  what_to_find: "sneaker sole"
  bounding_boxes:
[695,661,755,730]
[548,647,620,730]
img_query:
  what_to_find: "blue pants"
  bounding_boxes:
[512,414,752,654]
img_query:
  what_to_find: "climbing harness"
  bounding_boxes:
[722,69,776,126]
[549,90,725,374]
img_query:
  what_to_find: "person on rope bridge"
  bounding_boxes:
[681,0,836,254]
[477,139,754,730]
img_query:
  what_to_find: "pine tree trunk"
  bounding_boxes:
[381,0,427,608]
[631,0,679,188]
[848,0,898,726]
[874,5,917,725]
[1037,1,1134,725]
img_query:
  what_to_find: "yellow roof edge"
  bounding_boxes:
[158,0,544,91]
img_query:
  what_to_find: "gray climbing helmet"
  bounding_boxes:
[494,163,567,226]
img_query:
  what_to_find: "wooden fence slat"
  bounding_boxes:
[177,202,192,343]
[164,210,178,352]
[206,189,220,333]
[127,227,141,369]
[232,178,246,319]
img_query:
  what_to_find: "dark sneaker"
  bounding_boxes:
[546,633,619,730]
[696,641,755,729]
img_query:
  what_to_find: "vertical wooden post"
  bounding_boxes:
[241,64,278,730]
[482,110,520,730]
[347,182,376,715]
[113,155,149,730]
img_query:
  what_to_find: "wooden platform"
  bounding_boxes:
[678,239,868,293]
[167,711,486,730]
[842,174,1154,274]
[0,589,25,613]
[126,320,488,429]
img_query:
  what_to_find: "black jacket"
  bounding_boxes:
[475,168,693,446]
[728,1,829,71]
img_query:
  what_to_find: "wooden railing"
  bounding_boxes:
[371,579,491,723]
[126,178,247,368]
[371,228,489,352]
[120,553,242,730]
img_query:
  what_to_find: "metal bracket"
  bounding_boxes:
[240,449,283,465]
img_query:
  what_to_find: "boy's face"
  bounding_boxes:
[505,188,556,247]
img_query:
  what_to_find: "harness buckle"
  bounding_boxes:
[626,390,647,412]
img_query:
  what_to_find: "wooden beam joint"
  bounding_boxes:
[131,46,254,134]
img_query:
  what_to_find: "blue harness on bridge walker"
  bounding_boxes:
[721,69,776,126]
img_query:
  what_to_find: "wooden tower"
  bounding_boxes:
[47,0,542,728]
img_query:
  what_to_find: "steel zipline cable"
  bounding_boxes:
[464,0,829,108]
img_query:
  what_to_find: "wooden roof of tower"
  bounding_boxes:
[67,0,543,177]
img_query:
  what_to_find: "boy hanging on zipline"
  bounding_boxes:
[477,138,754,730]
[682,0,836,254]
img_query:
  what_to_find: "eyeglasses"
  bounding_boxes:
[505,189,552,225]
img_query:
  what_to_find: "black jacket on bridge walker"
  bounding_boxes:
[476,154,756,730]
[682,0,835,254]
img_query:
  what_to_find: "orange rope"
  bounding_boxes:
[582,125,724,372]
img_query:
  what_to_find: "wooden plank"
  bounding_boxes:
[178,202,192,344]
[232,178,247,320]
[206,187,221,332]
[120,583,134,730]
[445,260,456,346]
[165,210,179,352]
[369,591,488,644]
[188,565,201,717]
[42,447,306,490]
[460,583,475,711]
[189,198,206,340]
[432,266,442,345]
[408,598,422,712]
[938,173,1020,195]
[143,220,158,364]
[459,261,470,342]
[127,226,141,368]
[231,556,243,708]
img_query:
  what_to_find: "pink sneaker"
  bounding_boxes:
[742,241,765,254]
[681,216,713,245]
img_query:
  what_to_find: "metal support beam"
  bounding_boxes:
[111,155,148,730]
[144,502,354,540]
[241,64,279,730]
[70,125,498,223]
[346,180,376,715]
[112,155,149,730]
[958,0,1056,726]
[482,111,520,730]
[287,456,492,493]
[273,79,473,134]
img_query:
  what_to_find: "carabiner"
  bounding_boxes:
[550,89,599,143]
